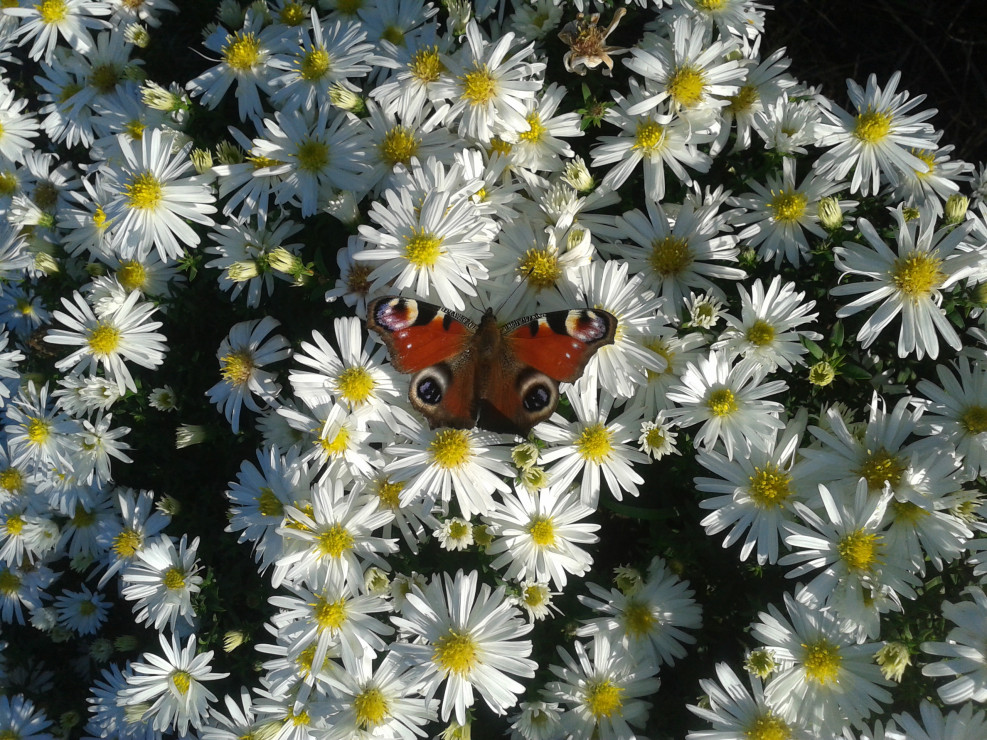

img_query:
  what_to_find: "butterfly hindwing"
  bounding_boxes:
[502,308,618,383]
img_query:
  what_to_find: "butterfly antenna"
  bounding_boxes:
[493,267,534,316]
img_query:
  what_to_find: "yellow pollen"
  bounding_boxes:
[125,171,163,210]
[278,2,306,25]
[381,26,405,46]
[433,629,478,676]
[648,236,692,276]
[743,711,792,740]
[961,405,987,434]
[319,426,350,456]
[163,566,186,590]
[633,120,667,153]
[38,0,68,23]
[113,528,142,557]
[891,251,944,299]
[72,503,96,527]
[93,206,108,230]
[171,670,192,695]
[313,594,347,632]
[257,487,284,517]
[518,112,546,143]
[890,499,928,525]
[374,478,404,510]
[354,686,390,728]
[316,523,354,559]
[801,639,842,684]
[584,679,624,719]
[460,64,497,105]
[299,47,330,81]
[379,126,420,167]
[624,600,655,638]
[448,520,470,539]
[644,427,666,448]
[223,31,262,71]
[837,528,881,572]
[27,417,50,445]
[58,81,83,103]
[116,260,147,291]
[727,84,759,115]
[695,0,727,10]
[295,138,330,173]
[488,138,513,158]
[576,423,614,464]
[337,366,375,405]
[855,448,904,491]
[409,47,443,83]
[518,247,561,290]
[769,190,808,223]
[429,429,471,469]
[667,65,707,108]
[0,467,24,493]
[89,63,122,94]
[853,109,892,144]
[745,319,776,347]
[0,171,17,197]
[404,228,442,267]
[707,388,738,417]
[911,149,936,177]
[78,600,97,616]
[220,350,255,386]
[246,154,284,169]
[527,516,556,547]
[0,569,21,594]
[748,463,793,509]
[3,515,24,536]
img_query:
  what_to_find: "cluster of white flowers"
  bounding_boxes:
[2,0,987,738]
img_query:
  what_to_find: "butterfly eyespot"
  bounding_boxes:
[517,370,559,417]
[417,377,443,404]
[410,366,451,408]
[523,384,552,412]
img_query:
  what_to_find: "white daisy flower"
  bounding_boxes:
[665,349,786,459]
[484,485,599,590]
[832,209,983,359]
[546,635,660,740]
[390,569,537,725]
[120,533,203,633]
[0,562,51,625]
[814,72,939,196]
[500,82,583,173]
[435,516,474,551]
[53,584,110,635]
[119,632,228,735]
[638,412,679,460]
[891,700,987,740]
[921,585,987,704]
[915,357,987,477]
[751,592,892,736]
[754,90,823,156]
[0,694,53,740]
[4,0,110,63]
[4,381,80,469]
[96,486,171,588]
[205,217,303,308]
[509,700,565,740]
[68,411,132,485]
[206,316,290,434]
[891,142,973,218]
[0,84,40,164]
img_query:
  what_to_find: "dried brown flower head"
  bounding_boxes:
[558,8,629,77]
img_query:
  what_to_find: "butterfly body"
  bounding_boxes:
[367,296,617,436]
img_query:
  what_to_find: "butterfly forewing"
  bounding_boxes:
[367,297,475,374]
[502,308,618,383]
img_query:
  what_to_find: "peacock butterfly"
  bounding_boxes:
[366,296,618,436]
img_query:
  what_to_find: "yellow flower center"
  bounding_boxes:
[374,478,405,510]
[90,63,122,94]
[317,523,354,559]
[527,516,556,547]
[278,2,306,25]
[649,236,692,276]
[247,154,284,170]
[113,528,142,557]
[769,190,808,223]
[853,109,892,144]
[34,181,58,210]
[409,46,443,83]
[171,670,192,695]
[707,388,738,417]
[379,126,420,167]
[337,366,375,405]
[220,350,255,385]
[88,322,123,356]
[518,112,546,143]
[517,247,561,290]
[72,503,96,527]
[354,686,389,729]
[0,171,17,197]
[855,448,904,491]
[0,467,24,493]
[223,31,262,71]
[748,463,793,509]
[744,711,793,740]
[313,594,347,632]
[58,81,83,103]
[801,639,842,684]
[633,120,667,153]
[461,64,497,105]
[163,566,186,590]
[911,149,936,177]
[585,679,624,719]
[0,569,21,594]
[404,228,442,267]
[891,251,944,299]
[576,423,614,464]
[125,171,163,210]
[745,319,776,347]
[448,519,470,539]
[488,138,513,158]
[27,417,50,445]
[257,487,284,517]
[295,138,330,172]
[429,429,471,469]
[79,600,97,616]
[4,514,24,536]
[624,600,655,638]
[346,263,373,295]
[433,629,478,676]
[38,0,67,23]
[961,405,987,434]
[837,529,881,573]
[381,25,405,46]
[319,426,350,456]
[727,84,759,115]
[695,0,727,11]
[117,260,147,291]
[667,65,707,108]
[299,47,330,81]
[890,499,928,525]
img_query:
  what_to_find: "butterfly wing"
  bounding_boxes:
[366,296,479,429]
[476,308,618,436]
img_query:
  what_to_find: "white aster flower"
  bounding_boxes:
[832,209,983,359]
[53,584,109,635]
[390,569,537,725]
[0,694,53,740]
[891,700,987,740]
[509,700,565,740]
[96,487,171,588]
[921,586,987,704]
[120,533,203,633]
[0,84,40,164]
[205,217,303,308]
[915,356,987,477]
[4,0,110,63]
[435,516,474,551]
[119,632,228,735]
